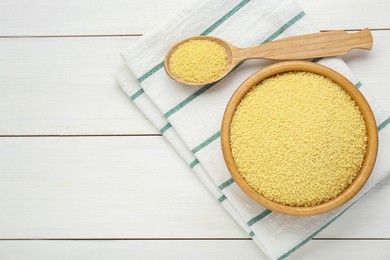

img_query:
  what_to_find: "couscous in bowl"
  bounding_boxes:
[221,61,378,216]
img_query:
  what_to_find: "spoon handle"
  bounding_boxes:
[234,28,373,62]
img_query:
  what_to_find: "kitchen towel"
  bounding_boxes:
[116,0,390,258]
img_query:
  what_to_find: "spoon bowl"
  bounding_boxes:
[164,29,373,86]
[164,35,235,86]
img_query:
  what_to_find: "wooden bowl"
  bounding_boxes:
[221,61,378,216]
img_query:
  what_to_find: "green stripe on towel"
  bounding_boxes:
[247,210,272,226]
[137,62,164,83]
[218,178,235,190]
[191,131,221,154]
[164,83,217,118]
[248,231,255,237]
[130,88,145,101]
[262,11,305,44]
[201,0,251,35]
[159,123,172,133]
[277,200,358,260]
[218,195,227,203]
[189,159,200,168]
[378,117,390,131]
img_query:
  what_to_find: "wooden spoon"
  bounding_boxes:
[164,28,373,86]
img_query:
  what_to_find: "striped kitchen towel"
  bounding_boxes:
[116,0,390,259]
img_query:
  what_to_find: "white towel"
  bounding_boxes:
[116,0,390,258]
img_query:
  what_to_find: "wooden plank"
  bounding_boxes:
[0,36,156,135]
[0,136,389,239]
[0,136,245,238]
[0,0,202,36]
[1,31,389,135]
[0,240,389,260]
[343,30,390,111]
[296,0,390,30]
[0,0,389,36]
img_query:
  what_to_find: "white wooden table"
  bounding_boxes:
[1,1,390,259]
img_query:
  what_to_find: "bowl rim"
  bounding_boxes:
[221,61,378,216]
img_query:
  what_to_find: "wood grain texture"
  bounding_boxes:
[0,0,389,36]
[295,0,390,30]
[0,0,390,257]
[0,240,389,260]
[165,30,373,86]
[0,136,389,239]
[234,29,373,61]
[0,31,389,135]
[0,136,244,238]
[0,37,156,135]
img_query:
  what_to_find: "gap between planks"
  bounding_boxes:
[0,238,388,241]
[0,28,389,39]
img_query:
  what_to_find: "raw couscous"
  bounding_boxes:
[230,71,367,207]
[169,39,227,83]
